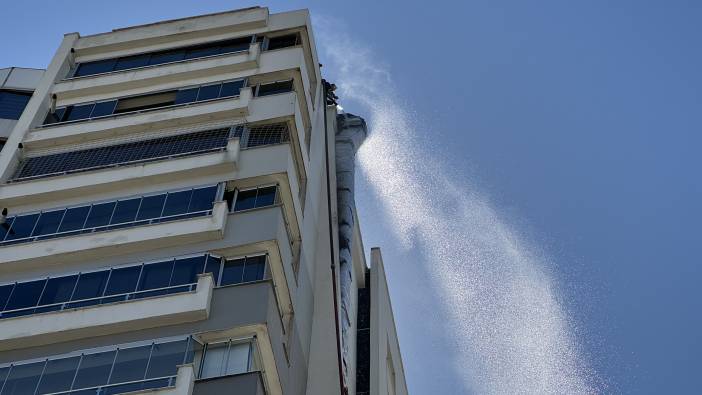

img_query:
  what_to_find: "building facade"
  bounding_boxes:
[0,7,407,395]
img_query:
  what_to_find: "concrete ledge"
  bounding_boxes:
[0,201,228,273]
[24,89,251,150]
[0,275,213,352]
[0,139,239,207]
[124,364,196,395]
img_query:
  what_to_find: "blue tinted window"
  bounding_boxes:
[136,194,166,221]
[243,255,266,282]
[0,284,14,311]
[58,206,90,233]
[103,266,141,297]
[4,279,46,314]
[184,44,220,60]
[188,186,218,213]
[233,189,256,211]
[90,100,117,117]
[170,256,206,286]
[43,107,65,124]
[38,275,78,307]
[148,50,185,65]
[205,255,222,283]
[5,213,39,241]
[219,38,251,54]
[36,356,80,393]
[255,186,277,207]
[256,80,293,97]
[114,54,151,71]
[162,190,192,217]
[196,84,221,101]
[221,258,244,285]
[83,202,115,229]
[0,366,10,390]
[2,360,45,395]
[64,104,95,122]
[137,260,173,296]
[72,350,116,389]
[0,91,32,120]
[219,80,244,98]
[70,271,109,305]
[31,209,65,237]
[174,88,198,105]
[145,340,187,379]
[110,198,141,225]
[109,345,151,384]
[0,217,14,241]
[74,59,116,77]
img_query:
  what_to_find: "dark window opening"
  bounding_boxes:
[231,185,278,212]
[114,91,177,114]
[0,90,32,120]
[266,33,301,51]
[255,80,294,97]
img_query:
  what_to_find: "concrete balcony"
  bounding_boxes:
[149,365,197,395]
[0,139,239,207]
[0,201,228,274]
[193,372,265,395]
[55,44,260,103]
[24,88,252,149]
[0,274,213,352]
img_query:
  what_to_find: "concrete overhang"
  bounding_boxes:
[55,44,260,102]
[0,139,239,207]
[24,89,251,150]
[0,201,228,273]
[0,274,214,352]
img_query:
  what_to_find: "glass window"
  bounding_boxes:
[57,206,90,233]
[243,255,266,283]
[233,189,257,211]
[63,104,95,122]
[148,50,185,66]
[5,213,39,242]
[256,80,293,97]
[0,217,14,241]
[35,356,80,393]
[266,34,299,50]
[0,90,33,120]
[170,256,206,286]
[205,255,222,284]
[220,259,244,286]
[1,360,45,395]
[199,341,251,379]
[219,80,244,98]
[224,343,251,375]
[219,38,251,54]
[72,350,116,389]
[3,279,46,312]
[145,339,187,379]
[174,88,198,105]
[109,198,141,225]
[31,209,65,237]
[90,100,117,118]
[196,84,221,101]
[188,186,218,213]
[0,366,10,390]
[136,260,173,297]
[136,194,166,221]
[113,54,151,71]
[69,271,109,307]
[83,202,116,229]
[184,44,220,60]
[38,275,78,308]
[74,59,117,77]
[162,190,192,217]
[255,186,277,207]
[103,265,141,301]
[0,283,14,311]
[199,342,227,379]
[108,345,151,384]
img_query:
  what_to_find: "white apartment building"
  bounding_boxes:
[0,7,407,395]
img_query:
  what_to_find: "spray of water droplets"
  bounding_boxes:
[316,18,600,394]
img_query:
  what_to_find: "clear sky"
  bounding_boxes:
[2,1,701,394]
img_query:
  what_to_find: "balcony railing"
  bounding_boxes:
[0,184,220,246]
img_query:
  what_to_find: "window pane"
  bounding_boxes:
[219,80,244,98]
[220,259,244,286]
[0,91,32,120]
[90,100,117,118]
[188,186,217,213]
[219,38,251,54]
[225,343,251,375]
[170,256,206,286]
[0,217,14,241]
[58,206,90,233]
[0,284,14,311]
[145,340,187,379]
[233,189,256,211]
[136,194,166,221]
[108,345,151,384]
[103,266,141,297]
[266,34,299,50]
[2,361,45,395]
[0,366,10,390]
[255,186,277,208]
[70,271,109,304]
[83,202,116,229]
[109,198,141,225]
[136,260,173,296]
[4,279,46,312]
[196,84,221,101]
[148,50,185,65]
[174,88,198,105]
[36,356,80,393]
[39,275,78,306]
[5,213,39,242]
[243,256,266,282]
[63,104,95,122]
[256,80,293,97]
[184,44,220,60]
[162,190,192,217]
[205,255,222,284]
[72,350,116,389]
[113,54,151,71]
[74,59,116,77]
[31,209,65,237]
[199,342,227,379]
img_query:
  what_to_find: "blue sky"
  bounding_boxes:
[2,1,701,393]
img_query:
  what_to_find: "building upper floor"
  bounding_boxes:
[0,68,44,142]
